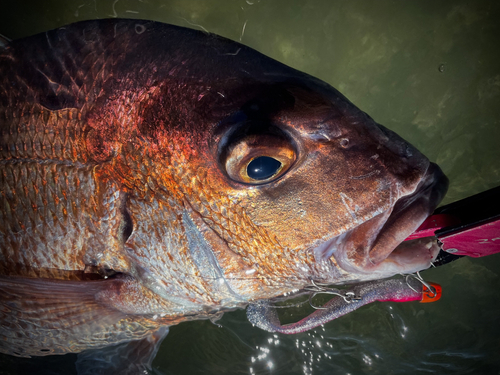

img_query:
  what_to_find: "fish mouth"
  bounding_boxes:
[314,162,449,278]
[247,164,448,335]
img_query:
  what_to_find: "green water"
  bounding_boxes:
[1,1,499,374]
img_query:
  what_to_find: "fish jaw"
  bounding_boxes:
[313,162,448,279]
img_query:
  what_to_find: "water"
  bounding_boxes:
[1,0,500,374]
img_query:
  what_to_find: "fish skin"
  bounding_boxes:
[0,19,447,359]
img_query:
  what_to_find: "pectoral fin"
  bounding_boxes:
[0,275,157,358]
[75,326,169,375]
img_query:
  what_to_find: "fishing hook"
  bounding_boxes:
[305,279,361,309]
[405,271,436,297]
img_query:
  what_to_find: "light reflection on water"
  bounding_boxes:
[1,0,499,374]
[204,264,499,375]
[229,301,488,375]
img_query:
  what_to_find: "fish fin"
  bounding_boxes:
[0,33,11,48]
[75,326,169,375]
[0,275,155,358]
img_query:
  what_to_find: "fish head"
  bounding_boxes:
[137,81,447,299]
[88,21,448,300]
[204,79,447,288]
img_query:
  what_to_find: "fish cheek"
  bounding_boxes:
[244,144,394,256]
[247,177,339,250]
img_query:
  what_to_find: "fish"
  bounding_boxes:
[0,19,448,373]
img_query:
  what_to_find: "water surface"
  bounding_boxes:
[1,1,499,374]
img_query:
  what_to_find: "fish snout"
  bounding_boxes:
[370,122,432,196]
[418,162,449,212]
[334,161,448,277]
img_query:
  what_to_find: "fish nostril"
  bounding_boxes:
[340,138,349,148]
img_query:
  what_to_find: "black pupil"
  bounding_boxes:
[247,156,282,180]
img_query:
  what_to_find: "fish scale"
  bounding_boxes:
[2,162,87,272]
[0,108,88,163]
[0,95,131,275]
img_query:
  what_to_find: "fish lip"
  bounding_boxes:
[384,162,448,230]
[314,162,448,275]
[386,162,449,236]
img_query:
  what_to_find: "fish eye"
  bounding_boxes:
[247,156,282,180]
[222,134,296,185]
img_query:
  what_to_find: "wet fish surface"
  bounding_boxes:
[0,19,448,373]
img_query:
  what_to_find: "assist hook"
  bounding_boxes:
[305,279,362,309]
